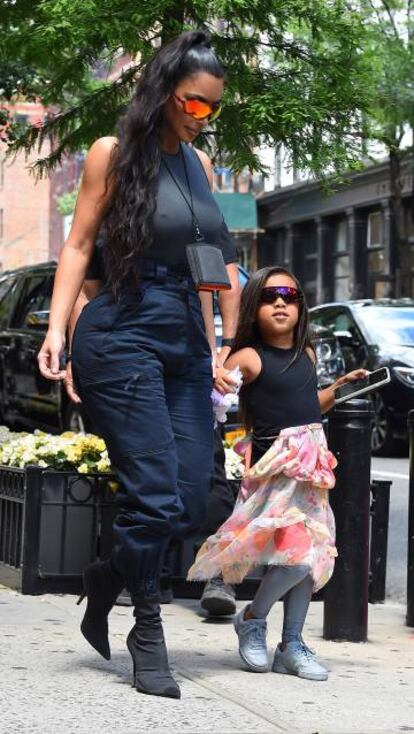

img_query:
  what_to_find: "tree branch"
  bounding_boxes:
[380,0,400,38]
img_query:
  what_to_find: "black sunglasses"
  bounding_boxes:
[260,286,303,305]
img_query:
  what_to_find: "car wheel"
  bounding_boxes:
[64,402,88,433]
[370,391,395,456]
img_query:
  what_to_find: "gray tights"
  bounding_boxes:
[250,564,313,643]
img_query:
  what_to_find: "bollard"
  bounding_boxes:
[369,479,391,604]
[323,399,373,642]
[407,411,414,627]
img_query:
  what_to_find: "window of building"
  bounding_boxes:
[367,210,385,280]
[367,211,383,248]
[302,233,317,306]
[333,219,350,301]
[404,206,414,241]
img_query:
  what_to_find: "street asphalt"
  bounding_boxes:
[1,586,414,734]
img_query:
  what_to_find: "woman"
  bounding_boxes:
[38,30,240,700]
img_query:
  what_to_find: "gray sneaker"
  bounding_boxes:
[200,578,237,617]
[272,640,328,681]
[233,606,269,672]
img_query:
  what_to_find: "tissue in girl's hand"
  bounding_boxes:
[211,366,243,423]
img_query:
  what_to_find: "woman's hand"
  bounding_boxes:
[214,361,239,395]
[64,362,81,404]
[335,368,369,389]
[37,330,67,381]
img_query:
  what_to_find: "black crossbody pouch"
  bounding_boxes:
[186,244,231,292]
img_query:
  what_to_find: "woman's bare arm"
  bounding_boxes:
[38,137,116,379]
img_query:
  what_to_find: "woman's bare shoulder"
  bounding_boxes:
[225,347,262,384]
[194,147,213,186]
[82,137,118,185]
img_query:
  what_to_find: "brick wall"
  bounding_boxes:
[0,102,51,271]
[0,101,83,273]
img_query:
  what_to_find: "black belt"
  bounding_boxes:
[137,257,191,283]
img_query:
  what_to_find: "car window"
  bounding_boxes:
[0,277,19,329]
[310,308,339,331]
[10,273,53,329]
[312,307,361,341]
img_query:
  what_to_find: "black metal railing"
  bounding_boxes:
[0,465,117,594]
[0,467,25,575]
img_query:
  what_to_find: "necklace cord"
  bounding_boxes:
[161,145,204,242]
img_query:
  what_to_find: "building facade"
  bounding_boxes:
[257,157,414,306]
[0,102,82,273]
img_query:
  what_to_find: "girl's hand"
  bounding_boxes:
[38,330,67,381]
[64,362,82,404]
[214,362,239,395]
[335,368,369,388]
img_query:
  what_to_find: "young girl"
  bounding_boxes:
[188,266,367,681]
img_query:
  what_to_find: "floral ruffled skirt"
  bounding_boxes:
[187,423,338,592]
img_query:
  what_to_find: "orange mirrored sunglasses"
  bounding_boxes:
[173,94,222,122]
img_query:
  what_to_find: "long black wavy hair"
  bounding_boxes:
[231,266,315,430]
[102,30,224,294]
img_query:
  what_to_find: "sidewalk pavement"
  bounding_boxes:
[1,585,414,734]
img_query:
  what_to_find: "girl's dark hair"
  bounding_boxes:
[102,30,224,295]
[232,266,314,430]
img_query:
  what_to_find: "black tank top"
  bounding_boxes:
[243,344,322,464]
[145,143,237,269]
[85,143,237,280]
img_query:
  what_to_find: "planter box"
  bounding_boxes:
[0,464,117,595]
[0,467,260,599]
[0,465,388,603]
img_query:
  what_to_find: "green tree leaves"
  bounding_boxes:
[1,1,374,178]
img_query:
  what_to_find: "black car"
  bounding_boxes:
[310,323,345,389]
[0,261,349,437]
[0,262,87,433]
[310,299,414,455]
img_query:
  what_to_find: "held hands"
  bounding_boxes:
[37,330,67,381]
[213,354,239,395]
[64,361,81,404]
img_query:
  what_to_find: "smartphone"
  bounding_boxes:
[334,367,391,405]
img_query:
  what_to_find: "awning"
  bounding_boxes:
[213,192,259,233]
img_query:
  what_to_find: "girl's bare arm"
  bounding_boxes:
[319,368,369,414]
[224,347,262,386]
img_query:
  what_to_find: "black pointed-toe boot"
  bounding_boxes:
[127,598,181,699]
[77,559,124,660]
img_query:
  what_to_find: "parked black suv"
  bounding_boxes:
[310,299,414,455]
[0,262,86,433]
[0,261,349,437]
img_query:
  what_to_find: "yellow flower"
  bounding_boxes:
[97,457,111,473]
[78,463,89,474]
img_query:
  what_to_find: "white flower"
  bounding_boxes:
[224,447,244,480]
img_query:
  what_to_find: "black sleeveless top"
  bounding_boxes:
[86,143,237,280]
[243,344,322,464]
